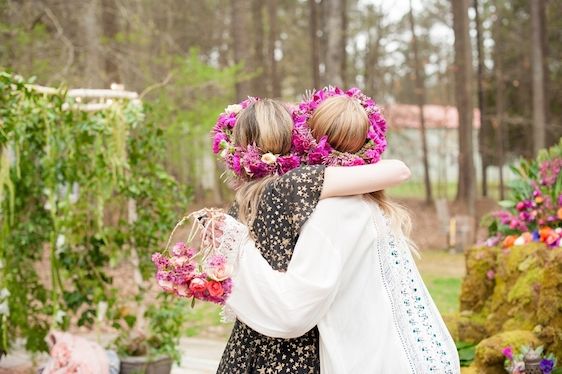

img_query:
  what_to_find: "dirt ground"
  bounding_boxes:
[401,197,499,250]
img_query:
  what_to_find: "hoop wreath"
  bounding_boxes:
[291,86,387,166]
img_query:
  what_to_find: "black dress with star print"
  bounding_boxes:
[217,165,326,374]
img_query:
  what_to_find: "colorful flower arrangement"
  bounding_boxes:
[211,86,388,180]
[291,86,387,166]
[211,97,302,180]
[485,140,562,249]
[502,345,557,374]
[152,209,247,305]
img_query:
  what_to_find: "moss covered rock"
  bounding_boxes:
[457,244,562,362]
[460,246,498,312]
[537,249,562,359]
[458,312,488,344]
[474,330,541,373]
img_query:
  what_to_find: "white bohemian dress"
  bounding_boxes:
[224,196,460,374]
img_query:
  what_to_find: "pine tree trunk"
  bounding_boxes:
[408,0,432,204]
[309,0,320,89]
[452,0,476,216]
[231,0,252,101]
[493,0,506,200]
[473,0,487,197]
[82,0,103,87]
[325,0,343,87]
[252,0,266,97]
[341,0,348,87]
[267,0,281,97]
[530,0,546,154]
[101,0,120,85]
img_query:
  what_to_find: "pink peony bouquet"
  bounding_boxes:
[151,209,243,306]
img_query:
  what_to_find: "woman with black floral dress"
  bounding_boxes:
[214,98,410,373]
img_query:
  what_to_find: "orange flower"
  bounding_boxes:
[522,232,533,243]
[540,227,554,242]
[535,196,544,204]
[557,207,562,220]
[503,235,516,248]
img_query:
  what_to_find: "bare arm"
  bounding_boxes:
[320,159,411,199]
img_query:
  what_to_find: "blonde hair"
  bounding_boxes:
[309,96,418,254]
[233,99,293,227]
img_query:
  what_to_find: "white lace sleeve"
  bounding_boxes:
[190,209,252,322]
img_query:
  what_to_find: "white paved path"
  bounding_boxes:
[174,337,226,374]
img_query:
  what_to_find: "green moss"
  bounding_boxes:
[474,330,541,372]
[460,246,498,312]
[460,244,562,362]
[443,313,460,342]
[507,266,543,304]
[458,312,488,344]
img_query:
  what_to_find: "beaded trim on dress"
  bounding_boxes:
[371,203,459,374]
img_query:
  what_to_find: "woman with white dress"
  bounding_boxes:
[223,95,461,374]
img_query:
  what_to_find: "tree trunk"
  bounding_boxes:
[494,1,506,200]
[252,0,266,97]
[452,0,476,216]
[325,0,344,87]
[82,0,103,87]
[408,0,432,204]
[530,0,546,154]
[473,0,486,197]
[341,0,348,87]
[231,0,252,101]
[101,0,120,85]
[309,0,320,89]
[267,0,281,97]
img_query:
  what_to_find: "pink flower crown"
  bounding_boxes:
[291,86,387,166]
[211,97,301,180]
[211,87,387,180]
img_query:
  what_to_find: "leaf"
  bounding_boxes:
[124,315,137,329]
[498,200,516,208]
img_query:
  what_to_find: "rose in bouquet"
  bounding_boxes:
[151,209,240,305]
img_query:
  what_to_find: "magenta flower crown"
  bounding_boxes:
[211,97,301,180]
[291,86,387,166]
[211,87,387,180]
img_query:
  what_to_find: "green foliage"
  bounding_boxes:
[114,295,189,364]
[0,72,187,353]
[456,341,476,367]
[147,49,239,193]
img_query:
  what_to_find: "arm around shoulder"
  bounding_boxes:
[320,159,411,199]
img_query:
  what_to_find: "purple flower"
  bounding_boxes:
[292,132,313,153]
[532,230,540,241]
[278,155,301,174]
[540,358,554,374]
[502,346,513,360]
[346,87,361,97]
[212,133,227,154]
[246,161,270,178]
[486,270,495,280]
[365,148,382,163]
[152,253,169,270]
[308,136,331,164]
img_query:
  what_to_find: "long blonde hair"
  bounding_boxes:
[309,96,417,253]
[233,99,293,227]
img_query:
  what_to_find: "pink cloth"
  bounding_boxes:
[42,331,109,374]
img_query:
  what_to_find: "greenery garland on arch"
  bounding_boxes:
[0,72,187,353]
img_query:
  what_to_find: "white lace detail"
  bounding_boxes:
[213,213,250,269]
[372,204,459,374]
[191,209,250,323]
[220,304,237,323]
